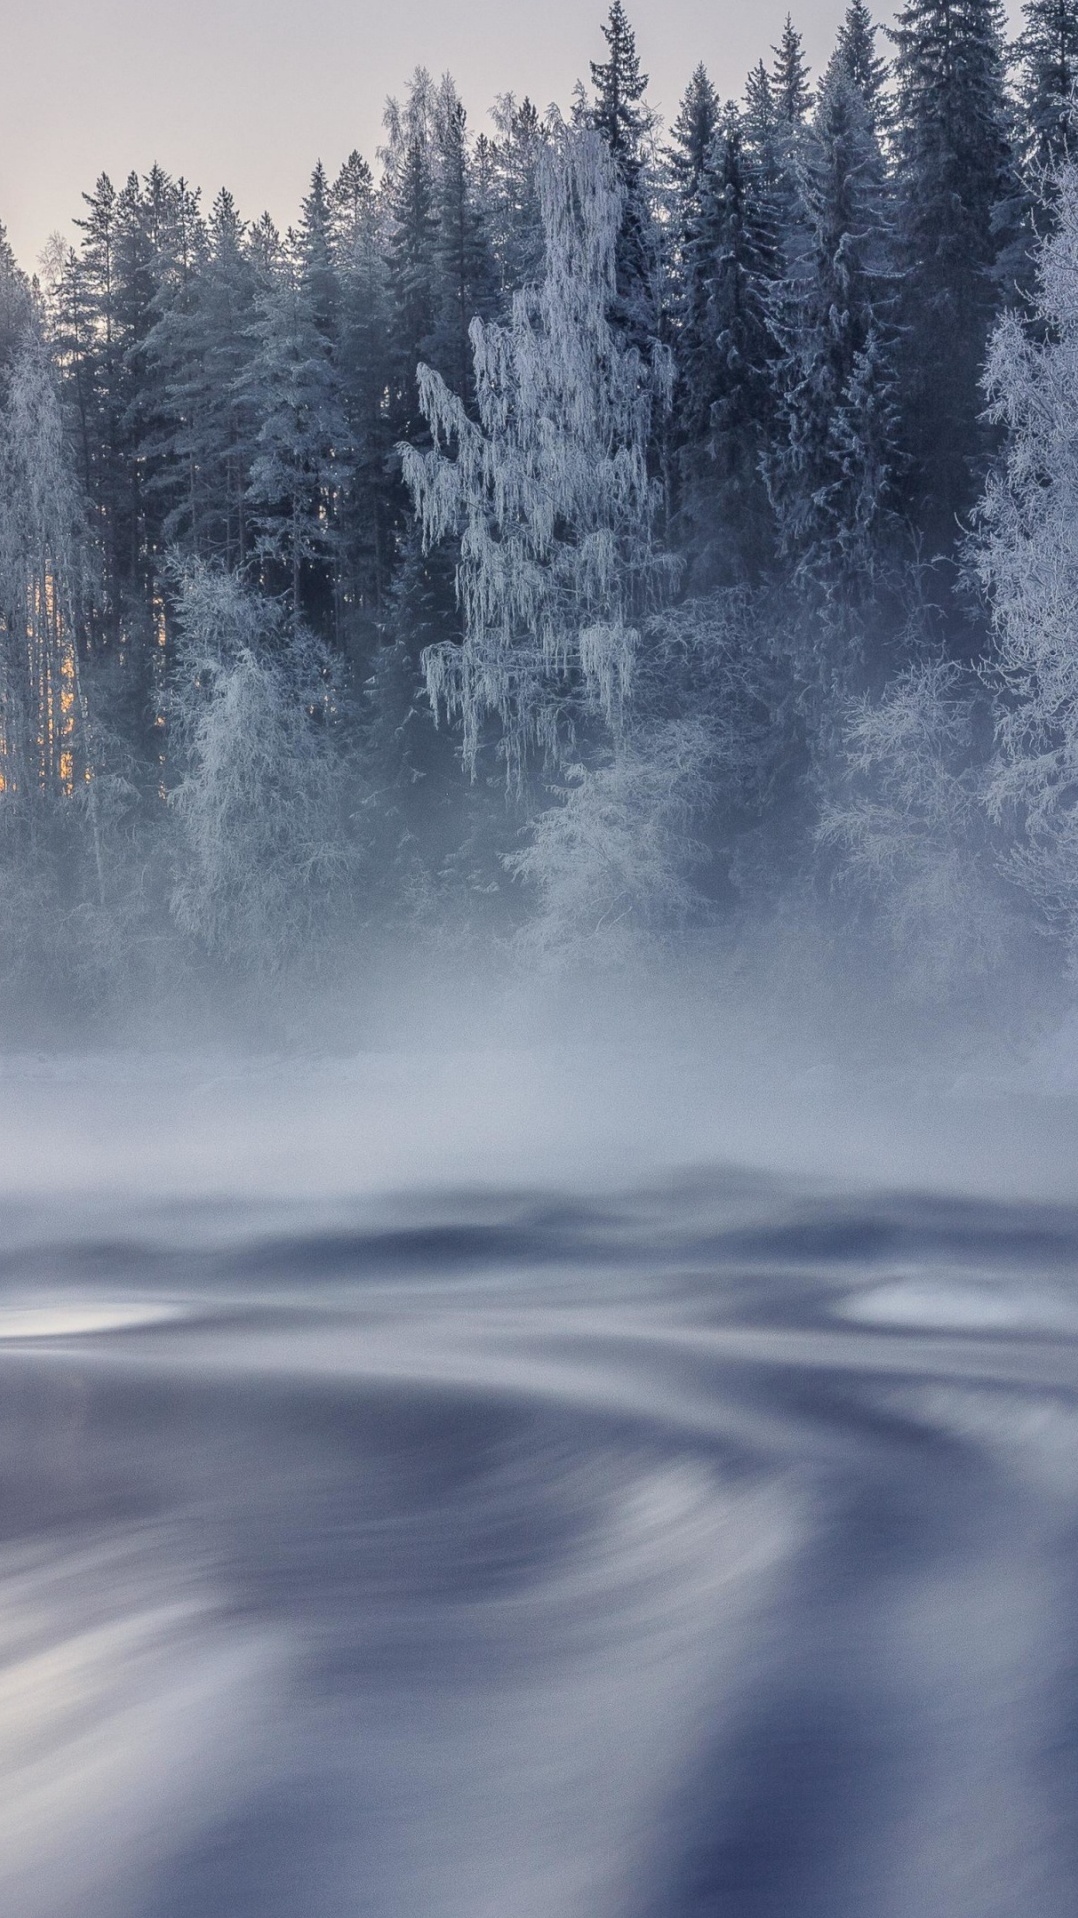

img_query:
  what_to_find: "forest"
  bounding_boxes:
[3,0,1078,1033]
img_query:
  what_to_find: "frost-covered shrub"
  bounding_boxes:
[818,661,1008,995]
[168,561,353,967]
[504,588,805,967]
[975,164,1078,965]
[635,591,792,809]
[505,719,713,967]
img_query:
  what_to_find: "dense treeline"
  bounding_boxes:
[3,0,1078,1018]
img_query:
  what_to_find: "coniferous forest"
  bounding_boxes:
[4,0,1078,1030]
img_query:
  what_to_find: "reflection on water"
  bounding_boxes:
[1,1165,1077,1918]
[0,1302,188,1338]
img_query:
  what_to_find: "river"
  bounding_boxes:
[0,1044,1076,1917]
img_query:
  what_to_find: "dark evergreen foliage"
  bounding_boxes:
[771,15,814,125]
[588,1,659,347]
[834,0,889,128]
[670,98,776,584]
[1016,0,1078,169]
[429,85,499,405]
[765,58,902,613]
[891,0,1017,551]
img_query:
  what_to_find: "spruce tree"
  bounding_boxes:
[382,75,440,442]
[244,247,350,628]
[834,0,889,128]
[589,0,651,158]
[1016,0,1078,171]
[668,64,720,202]
[771,16,814,125]
[58,170,196,765]
[72,175,123,640]
[297,162,340,342]
[742,59,787,232]
[147,189,258,567]
[588,2,659,348]
[765,59,902,613]
[0,222,31,384]
[330,151,394,630]
[429,80,499,406]
[672,101,776,583]
[751,31,812,279]
[666,64,721,491]
[484,95,548,293]
[891,0,1016,555]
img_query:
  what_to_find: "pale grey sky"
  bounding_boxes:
[6,0,874,268]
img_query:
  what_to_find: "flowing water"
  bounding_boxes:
[2,1045,1078,1918]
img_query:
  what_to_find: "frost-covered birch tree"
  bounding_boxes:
[976,163,1078,956]
[401,126,675,791]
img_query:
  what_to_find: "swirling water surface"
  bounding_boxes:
[1,1051,1078,1917]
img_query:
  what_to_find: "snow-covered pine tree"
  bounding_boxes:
[834,0,889,130]
[244,239,350,630]
[76,172,191,646]
[742,56,791,262]
[129,167,205,541]
[743,36,808,322]
[402,127,675,791]
[673,100,777,584]
[1016,0,1078,172]
[483,95,548,295]
[146,189,258,567]
[771,15,815,125]
[666,65,719,535]
[40,239,95,510]
[329,151,395,628]
[668,63,720,204]
[70,175,124,641]
[429,79,499,407]
[1018,0,1078,171]
[382,71,440,443]
[0,224,30,378]
[588,2,660,351]
[976,163,1078,957]
[297,162,341,350]
[764,53,901,614]
[589,1,651,164]
[891,0,1016,554]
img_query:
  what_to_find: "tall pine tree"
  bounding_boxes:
[771,16,814,125]
[244,243,350,629]
[765,56,902,616]
[671,99,776,583]
[891,0,1016,557]
[834,0,889,129]
[330,150,395,636]
[588,2,659,348]
[1016,0,1078,171]
[429,79,499,406]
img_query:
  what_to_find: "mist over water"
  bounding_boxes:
[0,984,1077,1918]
